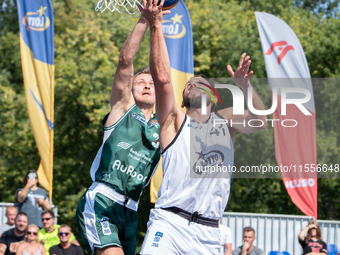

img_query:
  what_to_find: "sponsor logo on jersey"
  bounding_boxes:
[152,133,159,149]
[155,231,163,238]
[150,120,160,128]
[117,142,132,149]
[151,231,163,248]
[128,148,153,164]
[97,172,111,182]
[193,150,224,175]
[100,217,111,236]
[112,160,148,183]
[132,112,148,125]
[188,123,203,130]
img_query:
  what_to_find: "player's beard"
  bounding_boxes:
[135,95,155,110]
[183,95,209,109]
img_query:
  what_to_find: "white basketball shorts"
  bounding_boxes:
[140,208,221,255]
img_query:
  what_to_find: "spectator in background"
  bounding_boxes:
[219,219,232,255]
[15,224,45,255]
[0,207,18,237]
[0,212,28,255]
[298,220,327,255]
[49,225,83,255]
[38,210,79,255]
[16,169,51,228]
[232,227,264,255]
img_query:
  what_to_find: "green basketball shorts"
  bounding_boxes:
[76,189,138,255]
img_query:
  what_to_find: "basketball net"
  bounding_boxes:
[96,0,142,14]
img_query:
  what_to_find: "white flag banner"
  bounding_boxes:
[255,12,317,219]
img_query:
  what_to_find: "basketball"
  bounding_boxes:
[160,0,180,10]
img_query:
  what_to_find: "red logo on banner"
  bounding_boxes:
[265,41,294,65]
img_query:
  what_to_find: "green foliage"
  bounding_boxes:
[0,0,19,33]
[0,0,340,253]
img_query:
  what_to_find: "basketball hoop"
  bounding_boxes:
[95,0,180,14]
[95,0,142,14]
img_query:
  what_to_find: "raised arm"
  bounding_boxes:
[298,226,308,241]
[17,178,36,203]
[142,0,185,150]
[105,14,149,127]
[218,53,267,136]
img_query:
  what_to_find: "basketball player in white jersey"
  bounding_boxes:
[140,0,267,254]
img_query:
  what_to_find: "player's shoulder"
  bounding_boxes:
[104,104,137,129]
[217,107,233,120]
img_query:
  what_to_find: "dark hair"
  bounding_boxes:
[15,212,28,220]
[23,169,39,186]
[243,226,255,234]
[41,209,55,218]
[182,75,209,97]
[59,224,72,233]
[133,66,150,79]
[182,76,216,110]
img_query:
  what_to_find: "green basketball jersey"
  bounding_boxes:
[90,105,161,202]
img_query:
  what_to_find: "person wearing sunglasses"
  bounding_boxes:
[49,225,83,255]
[16,169,51,228]
[0,213,28,255]
[16,224,46,255]
[298,220,328,255]
[38,211,79,255]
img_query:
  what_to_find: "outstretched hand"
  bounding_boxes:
[138,0,171,25]
[227,53,253,89]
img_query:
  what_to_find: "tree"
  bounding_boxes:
[0,0,339,253]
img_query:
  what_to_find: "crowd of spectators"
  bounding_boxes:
[1,169,338,255]
[0,170,83,255]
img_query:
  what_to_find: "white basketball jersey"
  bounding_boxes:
[155,113,234,219]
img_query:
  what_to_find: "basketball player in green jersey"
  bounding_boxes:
[76,9,164,255]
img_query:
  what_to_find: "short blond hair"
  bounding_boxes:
[59,224,72,233]
[133,66,150,79]
[25,224,39,242]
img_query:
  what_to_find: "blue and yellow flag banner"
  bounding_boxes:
[150,0,194,202]
[17,0,55,198]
